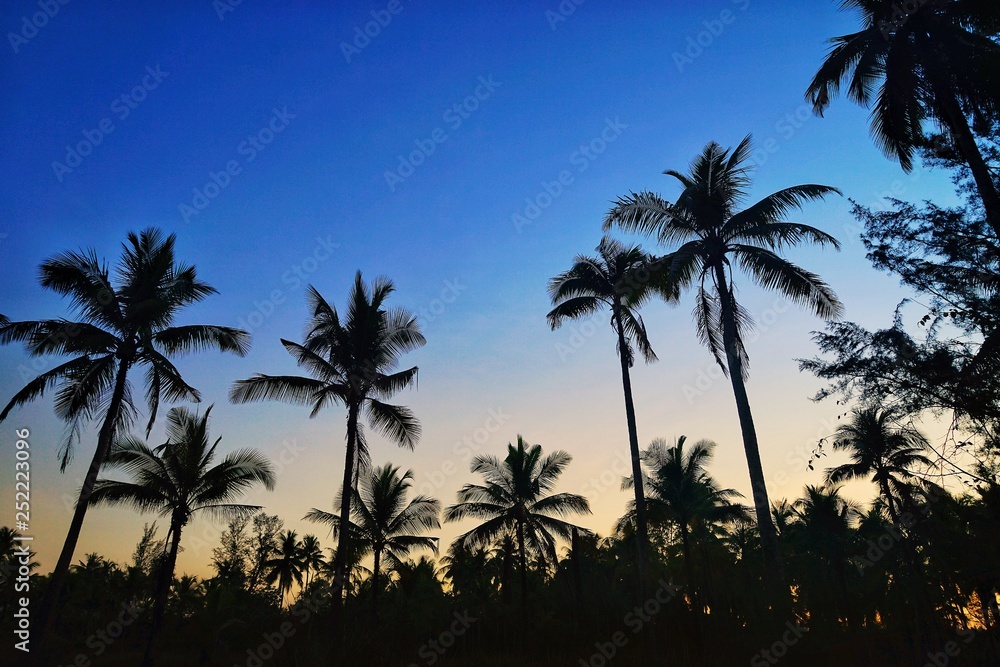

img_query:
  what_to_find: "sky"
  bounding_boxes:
[0,0,964,579]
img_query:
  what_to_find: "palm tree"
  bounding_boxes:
[305,463,440,616]
[786,485,860,626]
[440,541,493,602]
[90,405,275,667]
[299,534,326,590]
[265,531,306,604]
[230,272,424,612]
[604,137,843,596]
[0,229,249,646]
[444,436,591,622]
[547,235,660,583]
[0,527,38,588]
[826,407,933,525]
[619,436,747,607]
[806,0,1000,236]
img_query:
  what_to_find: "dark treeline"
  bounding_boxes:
[3,1,1000,665]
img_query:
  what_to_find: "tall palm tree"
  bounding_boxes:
[305,463,440,616]
[619,436,747,607]
[265,531,306,604]
[826,407,933,524]
[0,228,249,644]
[547,235,660,583]
[604,137,843,597]
[230,272,424,612]
[806,0,1000,236]
[298,534,326,590]
[444,436,591,622]
[90,405,275,667]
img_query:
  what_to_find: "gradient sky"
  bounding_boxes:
[0,0,962,579]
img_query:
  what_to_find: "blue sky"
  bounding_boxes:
[0,0,961,575]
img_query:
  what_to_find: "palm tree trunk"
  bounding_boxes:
[713,265,786,605]
[331,403,359,628]
[516,520,527,627]
[879,478,901,526]
[372,547,380,620]
[571,527,584,637]
[33,358,130,660]
[679,522,698,609]
[141,517,183,667]
[933,82,1000,238]
[879,476,934,657]
[613,310,649,592]
[501,544,513,605]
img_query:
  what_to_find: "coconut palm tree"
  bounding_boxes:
[785,485,860,626]
[0,527,38,589]
[440,541,494,602]
[265,531,306,604]
[90,405,275,667]
[0,228,249,645]
[305,463,440,616]
[547,235,661,582]
[604,137,843,597]
[444,436,591,622]
[826,407,934,524]
[619,436,747,607]
[299,534,326,590]
[806,0,1000,236]
[230,273,424,612]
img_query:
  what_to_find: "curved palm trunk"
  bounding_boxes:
[878,477,901,527]
[613,309,650,592]
[933,81,1000,238]
[34,358,130,659]
[141,517,184,667]
[713,266,786,605]
[331,403,360,628]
